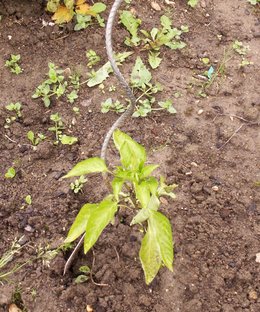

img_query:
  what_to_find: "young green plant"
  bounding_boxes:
[5,54,23,75]
[63,130,176,284]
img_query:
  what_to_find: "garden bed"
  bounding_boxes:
[0,0,259,311]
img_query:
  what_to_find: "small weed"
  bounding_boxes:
[63,130,177,284]
[5,54,23,75]
[32,63,80,107]
[120,13,189,69]
[232,40,253,67]
[86,49,101,68]
[101,98,126,114]
[232,40,249,55]
[0,237,28,284]
[27,130,46,147]
[48,113,78,145]
[74,265,91,284]
[4,102,22,128]
[70,175,88,193]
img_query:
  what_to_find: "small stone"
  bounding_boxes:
[212,185,219,192]
[24,225,34,233]
[151,2,161,11]
[200,0,206,8]
[198,109,204,115]
[256,252,260,263]
[86,305,93,312]
[160,197,169,205]
[191,162,198,167]
[248,290,258,300]
[186,171,193,176]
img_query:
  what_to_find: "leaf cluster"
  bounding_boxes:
[120,12,189,69]
[32,63,79,107]
[63,130,177,284]
[5,54,23,75]
[46,0,106,29]
[4,102,22,128]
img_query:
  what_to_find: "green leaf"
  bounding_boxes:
[59,134,78,145]
[131,57,152,88]
[187,0,199,8]
[27,131,35,144]
[140,164,159,179]
[83,197,118,253]
[5,167,16,179]
[112,177,124,201]
[87,52,133,87]
[134,180,151,209]
[148,52,162,69]
[158,100,177,114]
[63,157,108,178]
[160,15,172,30]
[120,10,141,46]
[131,208,151,225]
[25,195,32,205]
[113,129,146,170]
[65,203,98,243]
[91,3,106,14]
[139,211,173,284]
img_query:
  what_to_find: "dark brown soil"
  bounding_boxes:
[0,0,260,311]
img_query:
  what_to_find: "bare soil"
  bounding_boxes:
[0,0,260,311]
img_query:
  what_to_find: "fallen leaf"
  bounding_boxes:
[52,5,74,24]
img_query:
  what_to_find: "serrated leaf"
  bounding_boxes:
[52,5,74,24]
[65,203,98,243]
[120,10,141,46]
[140,211,173,284]
[83,197,118,253]
[113,129,146,170]
[131,57,152,88]
[63,157,108,178]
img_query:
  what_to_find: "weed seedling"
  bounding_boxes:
[5,54,22,74]
[49,113,78,145]
[74,265,91,284]
[86,49,101,68]
[63,130,177,284]
[101,98,126,114]
[70,176,88,194]
[27,130,46,147]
